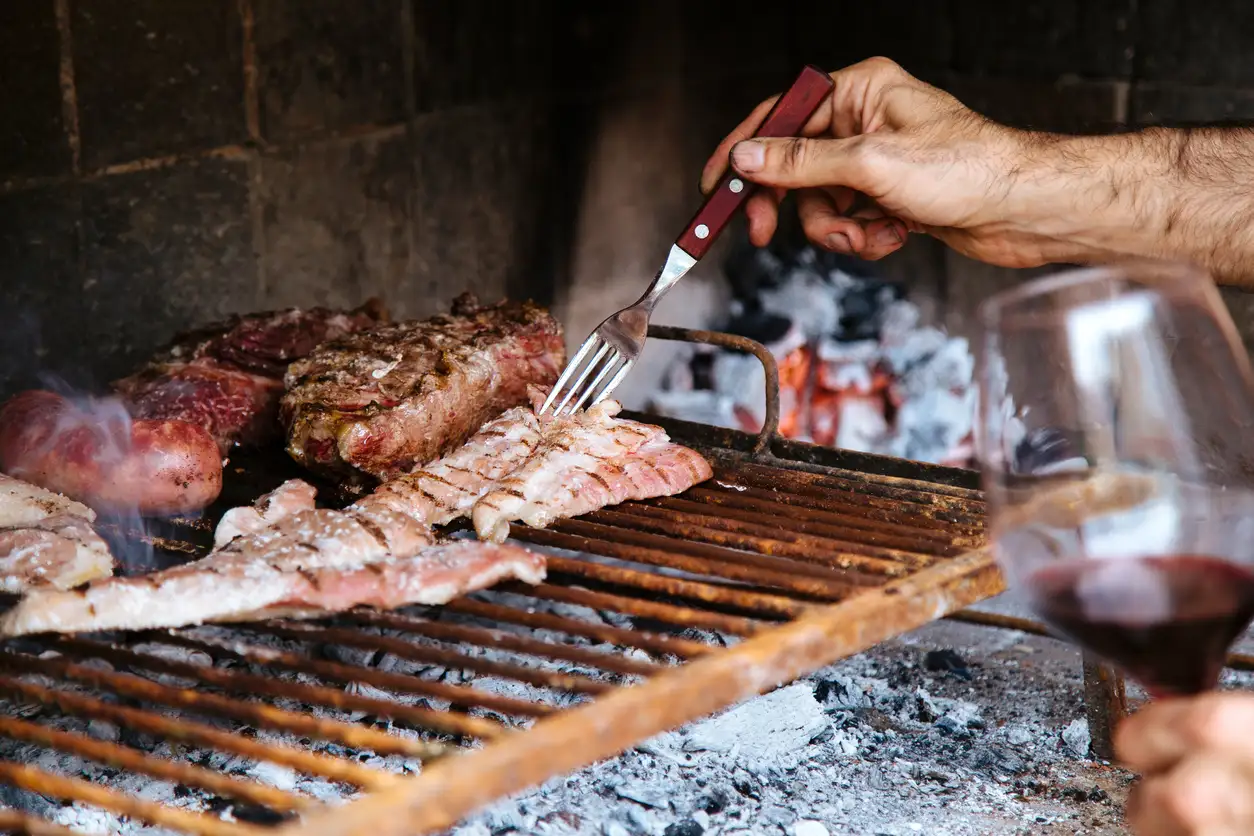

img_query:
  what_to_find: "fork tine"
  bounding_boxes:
[567,350,625,415]
[553,341,611,416]
[588,358,634,409]
[540,336,599,415]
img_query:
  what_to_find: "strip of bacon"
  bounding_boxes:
[359,405,543,526]
[471,400,713,543]
[230,541,545,621]
[0,504,433,636]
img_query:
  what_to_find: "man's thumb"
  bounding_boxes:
[730,137,867,191]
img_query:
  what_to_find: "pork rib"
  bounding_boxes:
[0,473,113,593]
[282,293,564,482]
[359,405,544,526]
[471,400,713,542]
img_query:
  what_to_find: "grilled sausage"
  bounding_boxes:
[0,390,223,517]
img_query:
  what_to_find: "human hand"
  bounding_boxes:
[1115,692,1254,835]
[700,57,1055,267]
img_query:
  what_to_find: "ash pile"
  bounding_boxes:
[647,244,976,467]
[0,584,1146,836]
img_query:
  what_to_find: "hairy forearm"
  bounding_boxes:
[1010,127,1254,288]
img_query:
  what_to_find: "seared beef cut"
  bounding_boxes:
[282,293,564,481]
[114,300,387,454]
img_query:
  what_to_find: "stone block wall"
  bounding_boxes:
[2,0,1253,393]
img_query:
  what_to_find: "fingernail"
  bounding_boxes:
[875,225,904,247]
[825,232,852,253]
[731,141,765,173]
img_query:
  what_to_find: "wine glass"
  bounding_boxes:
[977,259,1254,698]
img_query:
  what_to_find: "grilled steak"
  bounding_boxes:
[472,398,713,542]
[0,473,113,592]
[282,293,564,482]
[115,300,387,454]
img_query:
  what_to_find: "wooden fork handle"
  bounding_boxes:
[676,65,835,260]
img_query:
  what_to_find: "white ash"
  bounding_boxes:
[647,248,977,466]
[0,586,1208,835]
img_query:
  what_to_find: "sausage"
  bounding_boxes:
[0,390,223,517]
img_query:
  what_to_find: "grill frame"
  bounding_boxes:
[0,325,1002,836]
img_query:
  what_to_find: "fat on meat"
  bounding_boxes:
[0,502,432,635]
[0,473,113,592]
[213,479,318,548]
[360,405,544,526]
[471,398,713,542]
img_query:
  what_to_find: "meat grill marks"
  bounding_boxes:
[360,405,544,526]
[0,478,551,637]
[0,473,113,593]
[0,500,436,636]
[114,300,388,454]
[472,400,714,543]
[282,293,565,482]
[213,478,317,549]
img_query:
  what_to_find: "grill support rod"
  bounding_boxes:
[278,550,1002,836]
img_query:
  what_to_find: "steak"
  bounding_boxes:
[281,293,564,481]
[114,300,387,453]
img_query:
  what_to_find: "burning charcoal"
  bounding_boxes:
[1004,725,1034,746]
[320,643,380,668]
[972,744,1030,778]
[662,819,704,836]
[724,309,794,348]
[728,767,762,802]
[923,649,972,680]
[696,789,730,814]
[614,783,670,810]
[1014,427,1085,474]
[934,715,973,739]
[1061,718,1092,759]
[86,719,119,742]
[682,684,828,773]
[623,807,661,835]
[230,805,295,826]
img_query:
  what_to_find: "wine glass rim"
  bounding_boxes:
[977,259,1209,327]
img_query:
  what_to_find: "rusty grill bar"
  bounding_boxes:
[0,327,1002,836]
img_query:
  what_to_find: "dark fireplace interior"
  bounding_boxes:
[6,0,1254,416]
[4,5,1254,834]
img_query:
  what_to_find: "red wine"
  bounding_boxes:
[1028,555,1254,696]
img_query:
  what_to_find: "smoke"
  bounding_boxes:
[42,380,157,575]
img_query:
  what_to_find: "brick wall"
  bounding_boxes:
[2,0,1253,394]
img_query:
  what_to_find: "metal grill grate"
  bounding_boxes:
[0,328,1000,836]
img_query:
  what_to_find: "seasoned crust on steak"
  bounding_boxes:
[281,293,565,481]
[113,300,388,452]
